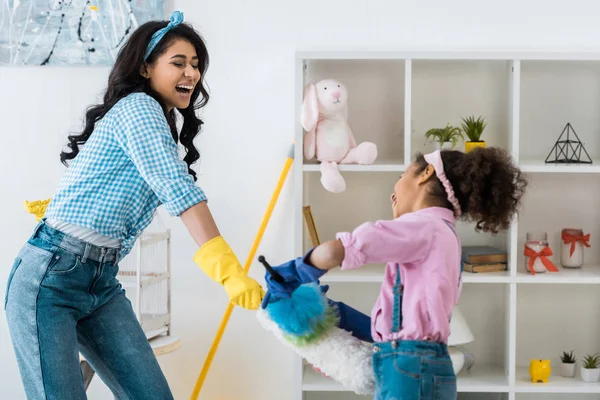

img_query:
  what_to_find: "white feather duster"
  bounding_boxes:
[256,308,376,395]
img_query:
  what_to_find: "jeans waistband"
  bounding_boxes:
[373,340,449,357]
[32,219,120,264]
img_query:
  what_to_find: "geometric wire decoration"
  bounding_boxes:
[545,122,592,164]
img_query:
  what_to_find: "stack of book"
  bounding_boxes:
[461,245,507,273]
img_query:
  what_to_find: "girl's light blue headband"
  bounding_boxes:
[143,10,184,61]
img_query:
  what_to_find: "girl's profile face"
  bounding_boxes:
[391,163,418,219]
[141,38,201,111]
[391,161,435,218]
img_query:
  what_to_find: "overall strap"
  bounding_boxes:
[391,264,403,332]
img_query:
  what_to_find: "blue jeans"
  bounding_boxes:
[372,340,456,400]
[372,263,457,399]
[4,220,173,400]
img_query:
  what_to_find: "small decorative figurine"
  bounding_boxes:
[530,359,552,383]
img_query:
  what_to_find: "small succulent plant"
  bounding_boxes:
[461,115,487,142]
[582,353,600,369]
[560,350,576,364]
[424,123,464,149]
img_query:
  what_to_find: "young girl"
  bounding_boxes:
[5,11,264,399]
[265,147,527,399]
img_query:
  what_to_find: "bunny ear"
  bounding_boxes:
[301,82,319,132]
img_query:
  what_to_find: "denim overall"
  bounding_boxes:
[372,220,460,400]
[5,219,174,400]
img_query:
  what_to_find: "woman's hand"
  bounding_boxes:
[182,201,264,310]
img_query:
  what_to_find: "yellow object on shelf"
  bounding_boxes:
[24,199,51,222]
[529,359,551,383]
[465,141,486,153]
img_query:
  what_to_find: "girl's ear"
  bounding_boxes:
[140,64,150,79]
[417,164,436,184]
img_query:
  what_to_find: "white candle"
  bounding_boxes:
[525,241,548,273]
[561,228,585,268]
[525,232,549,274]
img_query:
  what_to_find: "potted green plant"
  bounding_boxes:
[461,115,487,153]
[560,350,577,378]
[581,353,600,382]
[425,123,464,151]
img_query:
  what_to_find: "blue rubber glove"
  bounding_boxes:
[320,285,374,343]
[261,249,327,308]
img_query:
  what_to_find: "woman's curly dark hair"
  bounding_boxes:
[414,147,527,234]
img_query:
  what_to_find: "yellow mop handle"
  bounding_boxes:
[190,144,295,399]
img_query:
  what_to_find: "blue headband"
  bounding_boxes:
[143,10,184,61]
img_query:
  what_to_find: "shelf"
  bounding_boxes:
[514,265,600,284]
[294,50,600,398]
[519,61,600,165]
[515,367,600,393]
[302,366,344,391]
[462,271,512,284]
[519,160,600,173]
[411,59,511,154]
[140,232,170,246]
[304,364,600,394]
[295,48,600,61]
[456,365,510,392]
[149,334,181,357]
[302,364,508,392]
[319,265,384,283]
[320,265,511,284]
[118,272,169,288]
[303,159,405,172]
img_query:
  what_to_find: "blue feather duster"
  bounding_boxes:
[266,283,337,340]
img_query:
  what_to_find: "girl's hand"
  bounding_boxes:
[261,252,327,308]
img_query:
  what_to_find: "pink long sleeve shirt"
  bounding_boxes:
[336,207,462,344]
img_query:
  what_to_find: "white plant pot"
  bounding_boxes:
[581,367,600,382]
[560,362,576,378]
[436,142,453,151]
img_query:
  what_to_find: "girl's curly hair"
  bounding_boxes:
[414,147,527,234]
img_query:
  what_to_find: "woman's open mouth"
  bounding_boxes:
[176,84,193,95]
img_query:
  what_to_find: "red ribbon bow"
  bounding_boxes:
[562,232,591,257]
[524,245,559,275]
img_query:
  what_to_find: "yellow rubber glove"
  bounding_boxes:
[24,199,51,222]
[193,236,265,310]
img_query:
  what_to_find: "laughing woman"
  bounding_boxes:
[5,11,263,400]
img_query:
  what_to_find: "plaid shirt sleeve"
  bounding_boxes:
[113,93,207,216]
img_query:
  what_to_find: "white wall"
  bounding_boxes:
[3,1,600,399]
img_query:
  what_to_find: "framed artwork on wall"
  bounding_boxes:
[0,0,164,66]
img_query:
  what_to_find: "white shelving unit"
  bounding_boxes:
[292,49,600,400]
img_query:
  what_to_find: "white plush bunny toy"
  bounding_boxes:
[301,79,377,193]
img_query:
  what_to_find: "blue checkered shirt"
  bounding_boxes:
[45,92,207,259]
